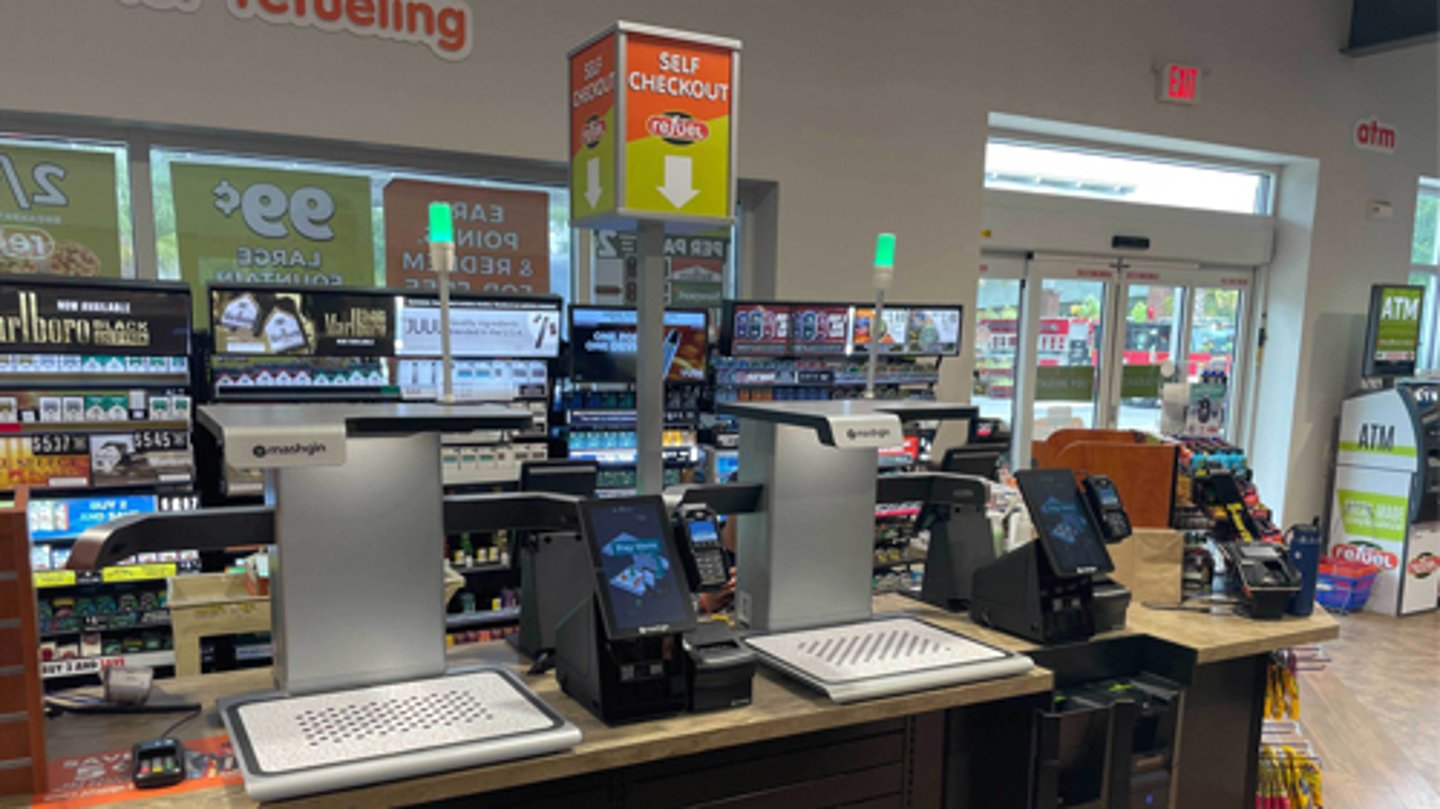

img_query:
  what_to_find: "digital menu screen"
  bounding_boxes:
[0,281,191,356]
[904,308,962,356]
[725,303,792,356]
[396,296,561,359]
[570,307,708,383]
[789,304,851,356]
[210,287,394,357]
[851,306,910,355]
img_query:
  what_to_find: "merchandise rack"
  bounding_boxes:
[0,276,204,684]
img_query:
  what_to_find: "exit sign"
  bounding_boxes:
[1158,63,1201,105]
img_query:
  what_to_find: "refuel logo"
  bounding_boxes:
[1408,551,1439,579]
[252,442,329,460]
[846,427,893,442]
[646,112,710,146]
[1333,542,1400,570]
[582,116,606,149]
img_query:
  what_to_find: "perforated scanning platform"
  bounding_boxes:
[220,668,580,801]
[744,617,1033,703]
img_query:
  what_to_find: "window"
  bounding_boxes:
[984,139,1273,215]
[0,135,133,278]
[151,147,571,307]
[972,277,1022,421]
[1411,179,1440,370]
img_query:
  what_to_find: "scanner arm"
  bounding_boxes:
[69,492,586,571]
[443,492,583,533]
[67,506,276,570]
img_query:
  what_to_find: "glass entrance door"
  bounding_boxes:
[1010,258,1253,468]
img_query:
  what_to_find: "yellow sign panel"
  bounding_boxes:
[101,563,177,583]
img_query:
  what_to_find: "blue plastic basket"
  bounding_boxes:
[1315,557,1380,612]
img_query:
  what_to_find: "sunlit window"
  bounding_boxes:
[985,140,1273,215]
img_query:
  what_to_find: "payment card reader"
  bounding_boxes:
[556,495,698,725]
[675,506,730,592]
[1082,475,1132,542]
[971,469,1117,644]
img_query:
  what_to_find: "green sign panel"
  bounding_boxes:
[1373,286,1423,363]
[1120,364,1163,399]
[1336,488,1409,543]
[1036,366,1096,402]
[669,280,722,308]
[171,162,376,318]
[0,144,123,278]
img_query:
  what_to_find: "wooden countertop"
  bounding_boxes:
[10,599,1337,808]
[876,594,1341,664]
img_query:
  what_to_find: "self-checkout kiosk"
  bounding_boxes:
[715,400,1034,702]
[69,403,584,802]
[970,469,1129,644]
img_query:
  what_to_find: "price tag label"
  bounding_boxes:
[131,429,188,451]
[101,562,177,583]
[170,162,376,318]
[29,433,89,456]
[0,144,123,277]
[33,570,76,588]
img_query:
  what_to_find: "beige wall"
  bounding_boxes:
[1,0,1437,522]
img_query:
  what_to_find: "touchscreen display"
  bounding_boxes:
[687,518,721,548]
[582,497,696,636]
[1016,470,1113,576]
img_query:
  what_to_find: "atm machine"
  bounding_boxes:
[1332,382,1440,615]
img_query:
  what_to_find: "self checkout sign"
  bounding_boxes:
[569,22,740,228]
[1158,63,1201,105]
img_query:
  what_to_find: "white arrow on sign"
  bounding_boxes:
[657,155,699,209]
[585,157,602,208]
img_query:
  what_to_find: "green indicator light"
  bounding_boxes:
[873,233,896,269]
[429,202,454,244]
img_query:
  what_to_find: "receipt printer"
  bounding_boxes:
[683,621,756,713]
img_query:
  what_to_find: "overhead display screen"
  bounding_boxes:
[579,496,697,639]
[723,300,962,358]
[396,296,561,359]
[570,307,708,383]
[210,287,394,357]
[725,303,791,357]
[0,281,190,356]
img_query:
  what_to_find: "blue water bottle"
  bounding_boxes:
[1287,523,1322,616]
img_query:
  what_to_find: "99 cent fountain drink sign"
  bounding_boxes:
[569,22,739,229]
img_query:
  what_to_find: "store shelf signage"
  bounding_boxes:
[569,24,739,227]
[171,162,375,317]
[0,282,190,356]
[28,494,158,542]
[384,179,551,294]
[0,144,124,279]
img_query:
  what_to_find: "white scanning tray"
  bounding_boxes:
[744,617,1033,703]
[220,667,580,802]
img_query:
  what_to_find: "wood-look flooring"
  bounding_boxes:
[1301,608,1440,808]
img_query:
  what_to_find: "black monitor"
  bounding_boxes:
[576,496,697,640]
[1362,284,1425,379]
[941,448,1003,481]
[1014,469,1114,577]
[520,459,598,498]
